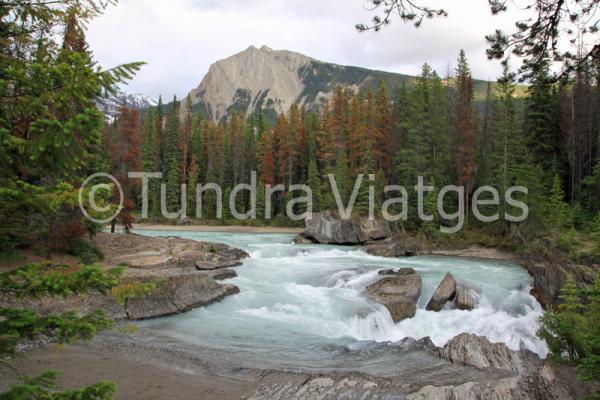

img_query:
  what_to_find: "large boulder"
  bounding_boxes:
[301,210,395,245]
[438,333,523,371]
[426,273,457,311]
[365,271,422,322]
[124,273,239,320]
[407,333,586,400]
[455,283,480,311]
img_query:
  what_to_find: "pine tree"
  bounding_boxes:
[429,71,451,185]
[524,61,566,181]
[355,143,377,215]
[307,158,322,213]
[374,81,392,178]
[108,104,141,232]
[164,96,181,211]
[256,179,266,220]
[348,94,366,174]
[316,104,337,172]
[390,84,410,182]
[222,187,233,221]
[547,174,572,229]
[539,275,585,361]
[257,129,276,186]
[489,60,526,228]
[332,150,351,207]
[454,50,477,208]
[179,95,193,186]
[141,109,159,217]
[155,96,166,177]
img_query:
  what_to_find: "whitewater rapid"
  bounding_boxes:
[138,231,548,372]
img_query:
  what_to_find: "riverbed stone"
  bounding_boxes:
[124,273,239,320]
[365,273,422,322]
[301,210,396,245]
[455,283,480,311]
[426,273,457,312]
[379,267,416,276]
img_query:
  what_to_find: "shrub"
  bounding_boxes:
[68,239,104,264]
[538,274,600,382]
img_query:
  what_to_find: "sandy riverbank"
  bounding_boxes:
[2,343,257,400]
[132,223,302,234]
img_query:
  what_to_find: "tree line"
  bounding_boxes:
[107,51,600,244]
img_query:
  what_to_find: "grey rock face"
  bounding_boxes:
[124,274,239,320]
[379,268,416,276]
[438,333,523,371]
[292,233,317,244]
[249,333,592,400]
[94,232,248,270]
[188,46,415,123]
[302,211,395,245]
[365,272,422,322]
[455,284,480,311]
[366,236,429,257]
[426,273,457,312]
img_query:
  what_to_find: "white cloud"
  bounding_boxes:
[86,0,531,99]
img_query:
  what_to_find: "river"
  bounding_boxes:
[136,230,548,376]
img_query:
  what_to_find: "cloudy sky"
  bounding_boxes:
[87,0,531,100]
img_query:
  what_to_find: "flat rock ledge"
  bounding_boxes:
[0,233,248,321]
[249,334,598,400]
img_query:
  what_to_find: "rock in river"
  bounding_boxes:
[378,267,416,276]
[301,210,396,245]
[455,283,480,311]
[365,270,422,322]
[426,273,457,311]
[124,272,240,320]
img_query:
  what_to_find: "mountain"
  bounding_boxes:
[188,45,417,122]
[97,92,157,120]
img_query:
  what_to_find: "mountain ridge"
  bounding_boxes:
[188,45,417,122]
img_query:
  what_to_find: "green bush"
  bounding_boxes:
[68,239,104,264]
[0,371,116,400]
[538,274,600,382]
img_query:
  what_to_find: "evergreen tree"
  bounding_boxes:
[428,71,451,185]
[547,174,572,229]
[356,144,376,215]
[374,81,392,178]
[164,96,181,211]
[141,109,159,216]
[524,61,566,181]
[332,150,351,207]
[489,60,526,228]
[222,187,233,221]
[454,50,477,208]
[539,276,585,360]
[307,158,322,213]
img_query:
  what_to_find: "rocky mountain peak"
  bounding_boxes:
[189,45,316,121]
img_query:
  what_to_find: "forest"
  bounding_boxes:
[103,51,600,259]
